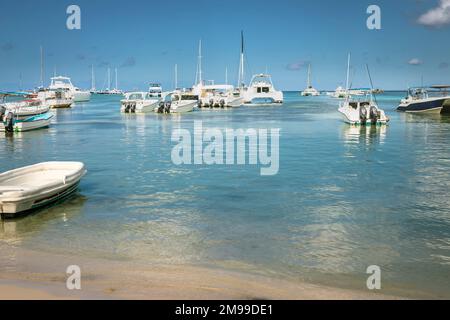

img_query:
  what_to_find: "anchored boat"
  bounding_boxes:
[243,74,283,105]
[0,162,86,218]
[301,64,320,96]
[155,91,198,114]
[121,92,161,113]
[397,86,450,113]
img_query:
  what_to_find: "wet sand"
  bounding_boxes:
[0,245,403,300]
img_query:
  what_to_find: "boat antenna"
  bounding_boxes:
[366,64,378,105]
[107,67,111,91]
[345,53,351,92]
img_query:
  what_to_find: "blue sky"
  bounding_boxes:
[1,0,450,91]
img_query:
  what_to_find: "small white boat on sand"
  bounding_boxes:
[0,162,86,218]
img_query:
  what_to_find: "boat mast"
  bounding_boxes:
[107,67,111,91]
[91,65,96,91]
[115,67,118,90]
[40,46,44,88]
[195,40,203,85]
[345,53,351,93]
[175,64,178,89]
[307,63,311,88]
[225,67,228,85]
[238,31,245,89]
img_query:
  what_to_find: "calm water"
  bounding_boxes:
[1,92,450,297]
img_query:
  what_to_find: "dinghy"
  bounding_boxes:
[0,112,54,132]
[0,162,86,218]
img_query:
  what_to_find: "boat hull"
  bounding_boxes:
[121,100,160,113]
[171,101,197,113]
[1,114,54,132]
[397,98,448,113]
[0,162,86,218]
[73,91,91,102]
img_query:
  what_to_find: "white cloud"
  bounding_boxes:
[418,0,450,27]
[408,58,423,66]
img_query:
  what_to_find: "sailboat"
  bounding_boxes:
[301,63,320,96]
[338,55,389,125]
[98,68,122,95]
[90,65,97,94]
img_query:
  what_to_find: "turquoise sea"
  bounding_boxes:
[1,92,450,298]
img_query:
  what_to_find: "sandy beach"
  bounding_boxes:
[0,243,409,300]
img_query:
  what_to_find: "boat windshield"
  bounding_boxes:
[128,93,144,100]
[181,95,198,101]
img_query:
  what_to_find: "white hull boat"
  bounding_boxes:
[155,91,198,114]
[1,112,54,132]
[300,64,320,96]
[338,99,389,125]
[121,92,160,113]
[49,76,91,103]
[0,162,86,218]
[243,74,283,105]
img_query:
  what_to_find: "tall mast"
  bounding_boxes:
[307,63,311,88]
[195,40,203,85]
[345,53,351,92]
[175,64,178,89]
[238,31,245,88]
[91,65,96,91]
[107,67,111,91]
[225,67,228,85]
[40,46,44,88]
[115,67,118,90]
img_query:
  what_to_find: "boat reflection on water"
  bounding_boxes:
[400,112,450,124]
[341,124,387,146]
[0,195,87,244]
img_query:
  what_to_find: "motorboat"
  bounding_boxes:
[155,91,198,114]
[338,61,389,125]
[149,83,163,97]
[0,112,54,132]
[0,162,86,218]
[338,96,389,125]
[397,86,450,113]
[192,83,243,108]
[120,92,161,113]
[301,64,320,96]
[331,86,349,99]
[243,74,283,105]
[49,76,91,102]
[1,99,50,119]
[36,88,73,108]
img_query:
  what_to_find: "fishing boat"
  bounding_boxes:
[0,162,86,218]
[0,111,54,132]
[301,64,320,96]
[193,83,243,108]
[397,86,450,113]
[121,92,161,113]
[49,76,91,102]
[338,60,389,125]
[155,91,198,114]
[330,86,349,99]
[243,74,283,105]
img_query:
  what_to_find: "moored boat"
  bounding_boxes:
[397,86,450,113]
[155,91,198,114]
[121,92,161,113]
[0,162,86,218]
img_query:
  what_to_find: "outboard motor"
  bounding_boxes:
[0,106,6,122]
[130,103,136,113]
[5,112,14,132]
[209,98,214,109]
[370,106,379,123]
[219,99,225,108]
[359,106,367,124]
[164,101,171,114]
[198,100,203,109]
[157,101,165,113]
[124,104,131,113]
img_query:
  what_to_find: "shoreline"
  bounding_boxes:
[0,245,407,300]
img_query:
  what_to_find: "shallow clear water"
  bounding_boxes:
[1,92,450,297]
